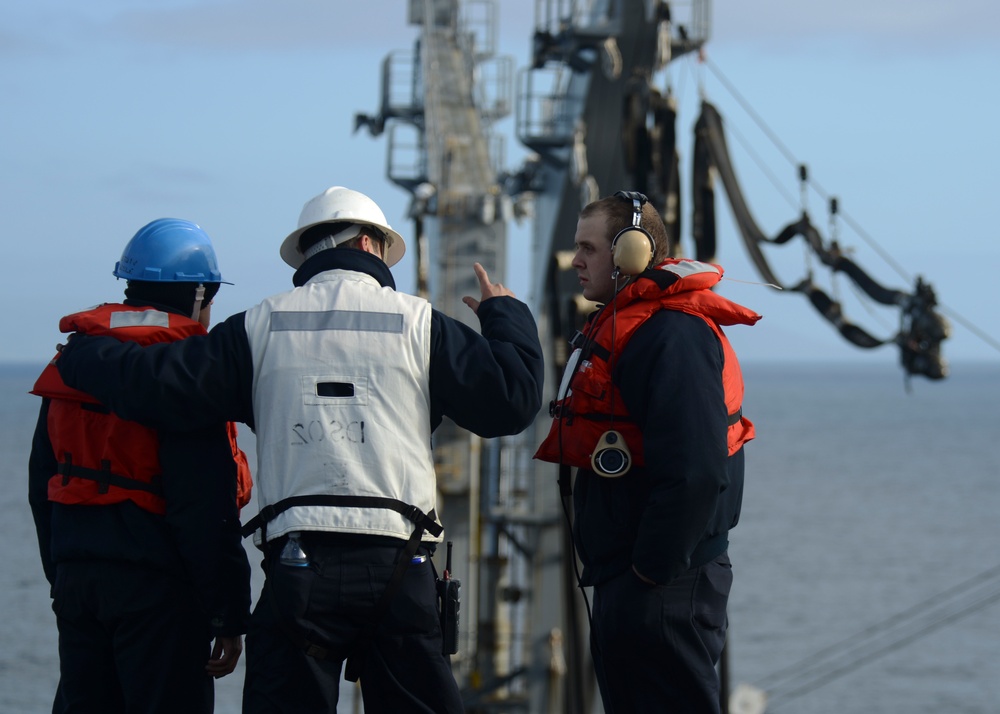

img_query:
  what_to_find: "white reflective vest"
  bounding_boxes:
[243,269,440,544]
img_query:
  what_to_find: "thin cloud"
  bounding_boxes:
[0,30,32,57]
[712,0,1000,52]
[107,0,418,53]
[103,163,218,205]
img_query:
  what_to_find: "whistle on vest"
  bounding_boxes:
[591,430,632,477]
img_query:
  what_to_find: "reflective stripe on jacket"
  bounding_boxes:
[31,303,252,513]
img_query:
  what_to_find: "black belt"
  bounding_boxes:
[242,494,442,541]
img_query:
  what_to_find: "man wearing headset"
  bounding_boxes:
[29,219,252,713]
[536,192,760,713]
[54,186,544,714]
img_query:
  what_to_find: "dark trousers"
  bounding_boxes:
[591,552,732,714]
[242,536,463,714]
[51,561,214,714]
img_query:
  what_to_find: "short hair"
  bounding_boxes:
[298,222,355,254]
[124,281,220,315]
[580,194,670,264]
[298,222,386,259]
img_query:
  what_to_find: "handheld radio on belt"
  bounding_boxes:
[437,541,460,655]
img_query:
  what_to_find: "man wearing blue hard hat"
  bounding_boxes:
[29,219,254,713]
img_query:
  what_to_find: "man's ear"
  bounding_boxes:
[365,233,386,260]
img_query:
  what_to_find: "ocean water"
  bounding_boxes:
[728,361,1000,714]
[2,361,998,713]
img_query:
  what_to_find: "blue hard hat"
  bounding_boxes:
[113,218,230,284]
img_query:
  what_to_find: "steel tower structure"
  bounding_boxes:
[357,1,710,711]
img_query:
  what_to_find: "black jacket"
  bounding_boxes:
[572,308,745,587]
[54,250,545,521]
[57,250,544,560]
[29,305,252,637]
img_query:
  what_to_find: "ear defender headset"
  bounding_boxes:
[610,190,656,277]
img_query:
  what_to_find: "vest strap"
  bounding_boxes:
[57,456,164,496]
[569,330,611,363]
[242,494,443,541]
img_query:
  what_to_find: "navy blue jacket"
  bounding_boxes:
[55,250,544,496]
[29,303,252,637]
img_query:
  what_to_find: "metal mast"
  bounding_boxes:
[357,1,711,711]
[357,0,550,709]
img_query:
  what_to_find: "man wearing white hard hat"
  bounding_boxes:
[55,186,545,713]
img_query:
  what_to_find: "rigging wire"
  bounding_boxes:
[767,586,1000,709]
[755,563,1000,689]
[700,53,915,283]
[698,53,1000,357]
[939,304,1000,355]
[847,280,896,332]
[698,54,798,168]
[716,113,800,212]
[751,564,1000,708]
[830,209,912,285]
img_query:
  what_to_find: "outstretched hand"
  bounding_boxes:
[462,262,515,315]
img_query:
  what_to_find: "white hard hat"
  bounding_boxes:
[280,186,406,268]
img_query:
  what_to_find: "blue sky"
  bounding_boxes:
[4,0,999,371]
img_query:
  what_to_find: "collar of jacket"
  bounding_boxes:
[292,249,396,290]
[622,259,722,298]
[597,258,760,329]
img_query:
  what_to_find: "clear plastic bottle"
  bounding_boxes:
[279,532,309,567]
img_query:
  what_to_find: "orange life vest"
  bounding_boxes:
[534,259,760,469]
[31,303,253,514]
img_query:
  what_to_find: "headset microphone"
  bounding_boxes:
[611,191,655,277]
